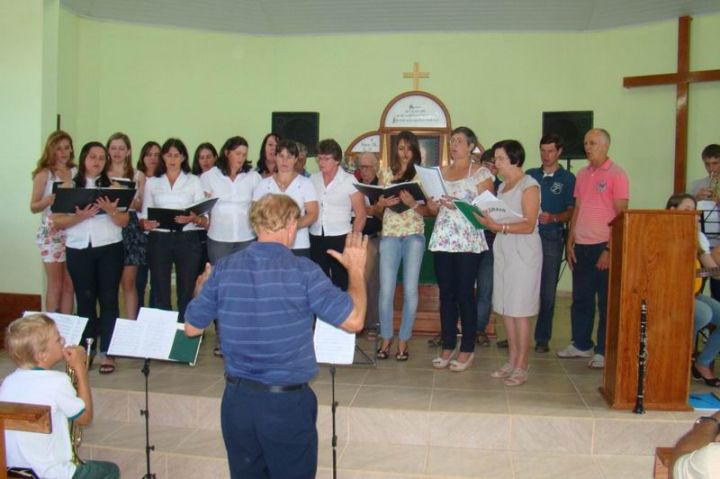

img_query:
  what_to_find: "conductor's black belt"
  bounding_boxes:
[225,375,307,393]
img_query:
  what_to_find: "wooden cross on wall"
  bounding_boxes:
[623,16,720,193]
[403,62,430,91]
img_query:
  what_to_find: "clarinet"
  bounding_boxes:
[633,300,648,414]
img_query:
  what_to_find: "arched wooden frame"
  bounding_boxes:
[344,131,381,172]
[378,91,452,169]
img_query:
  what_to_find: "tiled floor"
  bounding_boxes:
[3,295,715,478]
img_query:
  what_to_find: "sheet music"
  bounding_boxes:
[415,165,447,199]
[313,319,356,365]
[472,190,525,223]
[23,311,88,345]
[697,200,720,236]
[108,308,179,360]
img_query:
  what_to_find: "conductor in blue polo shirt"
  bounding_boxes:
[526,134,576,353]
[184,193,367,479]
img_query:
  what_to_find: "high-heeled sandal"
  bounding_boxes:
[449,353,474,372]
[692,364,720,387]
[503,368,528,386]
[377,341,392,360]
[491,362,514,378]
[432,350,455,369]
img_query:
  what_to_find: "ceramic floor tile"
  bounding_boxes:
[352,385,432,410]
[510,372,578,394]
[432,369,506,391]
[430,389,509,414]
[174,428,227,458]
[594,454,655,479]
[339,442,427,475]
[363,367,434,388]
[426,447,513,478]
[348,408,430,445]
[428,412,510,449]
[312,382,362,406]
[315,365,370,385]
[507,391,591,417]
[512,452,603,479]
[166,454,229,479]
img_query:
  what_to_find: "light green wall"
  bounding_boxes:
[3,8,720,295]
[1,0,61,294]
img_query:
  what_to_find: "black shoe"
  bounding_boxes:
[535,342,549,353]
[497,339,508,348]
[692,364,720,387]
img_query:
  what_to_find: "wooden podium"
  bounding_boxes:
[600,210,696,411]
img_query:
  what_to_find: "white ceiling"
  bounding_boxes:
[60,0,720,35]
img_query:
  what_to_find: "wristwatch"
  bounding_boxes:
[694,416,720,434]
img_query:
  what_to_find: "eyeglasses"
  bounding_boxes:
[358,165,375,170]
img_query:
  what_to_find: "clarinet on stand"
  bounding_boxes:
[633,300,648,414]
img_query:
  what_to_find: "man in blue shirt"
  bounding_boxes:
[526,134,576,353]
[184,194,367,479]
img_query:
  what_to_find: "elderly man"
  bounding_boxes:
[355,152,382,338]
[670,411,720,478]
[184,194,367,479]
[557,128,629,369]
[295,142,311,178]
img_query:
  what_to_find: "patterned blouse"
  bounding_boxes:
[378,168,425,237]
[429,164,493,253]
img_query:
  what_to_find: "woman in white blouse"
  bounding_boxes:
[252,139,318,257]
[141,138,206,322]
[309,139,366,290]
[201,136,261,262]
[52,141,129,374]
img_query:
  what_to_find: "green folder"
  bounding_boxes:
[453,200,486,230]
[168,329,203,366]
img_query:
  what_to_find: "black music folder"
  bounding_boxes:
[51,187,136,214]
[147,198,218,231]
[353,182,426,213]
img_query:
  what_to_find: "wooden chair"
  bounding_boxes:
[0,402,51,479]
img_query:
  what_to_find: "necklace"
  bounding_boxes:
[275,173,296,191]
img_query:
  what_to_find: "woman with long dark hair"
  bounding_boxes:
[256,133,280,178]
[375,131,429,360]
[141,138,206,322]
[52,142,129,374]
[192,142,217,176]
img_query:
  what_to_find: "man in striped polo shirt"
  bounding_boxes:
[557,128,629,369]
[184,194,367,479]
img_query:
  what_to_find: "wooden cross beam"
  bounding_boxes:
[403,62,430,91]
[623,16,720,193]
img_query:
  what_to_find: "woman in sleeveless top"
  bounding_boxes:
[428,127,494,372]
[30,130,76,313]
[477,140,541,386]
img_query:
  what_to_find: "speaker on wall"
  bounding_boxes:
[542,111,593,159]
[271,112,320,156]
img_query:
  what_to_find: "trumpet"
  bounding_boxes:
[710,172,720,201]
[67,338,93,466]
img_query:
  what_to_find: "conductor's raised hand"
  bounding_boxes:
[327,232,368,276]
[193,262,213,297]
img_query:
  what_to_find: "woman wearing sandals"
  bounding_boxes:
[476,140,541,386]
[375,131,429,361]
[52,142,129,375]
[428,127,494,372]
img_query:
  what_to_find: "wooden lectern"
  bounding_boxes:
[600,210,696,411]
[0,401,51,479]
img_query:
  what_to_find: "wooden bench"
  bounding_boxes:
[0,402,51,479]
[654,447,673,479]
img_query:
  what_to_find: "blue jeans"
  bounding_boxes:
[534,228,565,343]
[475,249,494,332]
[221,381,318,479]
[570,243,608,354]
[434,251,482,353]
[695,294,720,367]
[378,234,426,341]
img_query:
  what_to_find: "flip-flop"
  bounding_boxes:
[98,363,116,375]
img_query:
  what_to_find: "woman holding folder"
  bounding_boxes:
[476,140,541,386]
[30,130,76,314]
[374,131,428,360]
[141,138,206,322]
[51,141,129,374]
[428,127,494,372]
